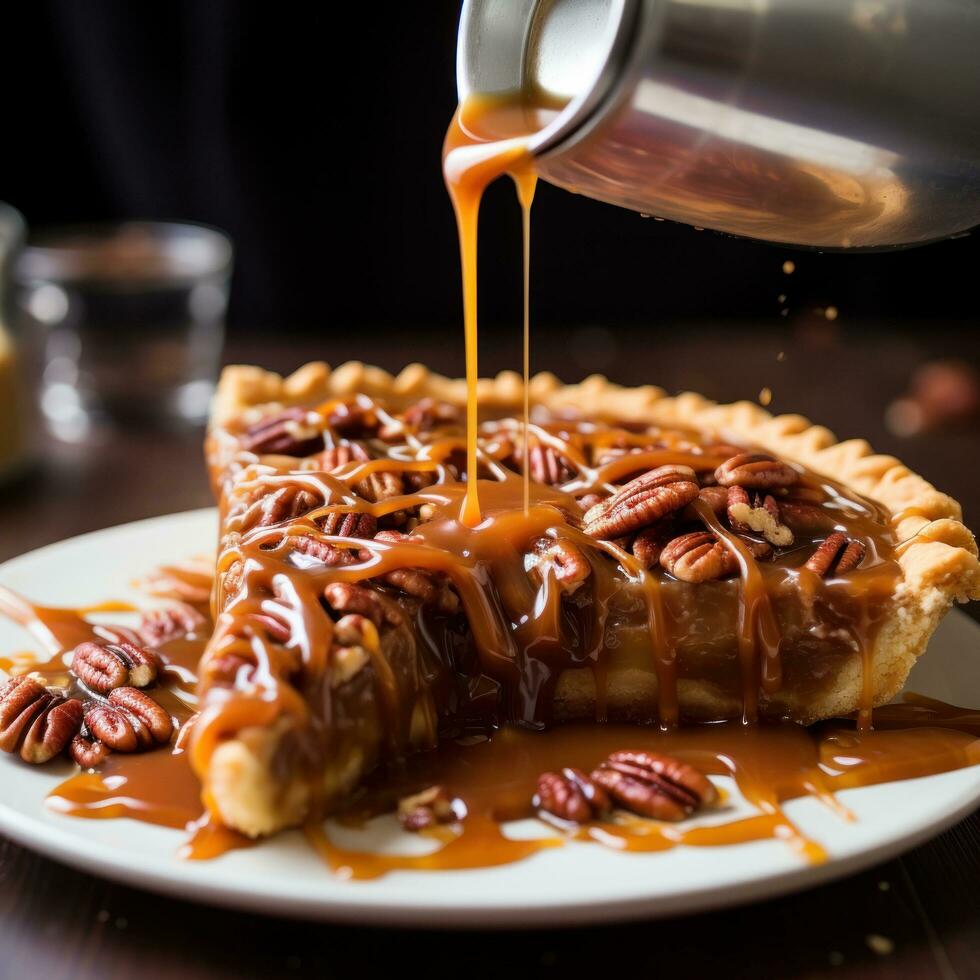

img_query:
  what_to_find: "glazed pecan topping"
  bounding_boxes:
[591,750,717,821]
[252,486,321,529]
[319,509,378,539]
[138,603,207,647]
[805,532,866,577]
[0,677,84,764]
[660,531,739,583]
[387,398,462,437]
[203,652,257,688]
[520,442,575,487]
[631,521,677,569]
[246,611,292,643]
[583,465,700,540]
[326,401,378,437]
[323,582,405,629]
[84,687,173,753]
[313,441,370,472]
[381,568,459,613]
[691,485,729,518]
[727,486,794,547]
[373,530,459,612]
[577,492,606,514]
[397,785,465,831]
[714,453,798,489]
[357,468,405,505]
[241,408,324,457]
[291,534,362,566]
[527,537,591,595]
[70,640,160,694]
[312,441,406,507]
[534,768,611,824]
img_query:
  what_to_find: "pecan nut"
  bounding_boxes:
[241,408,324,457]
[291,534,363,567]
[518,442,575,487]
[250,486,321,529]
[591,750,717,821]
[382,398,462,439]
[372,531,460,613]
[0,677,84,764]
[804,531,866,577]
[319,509,378,539]
[70,640,160,694]
[527,537,591,595]
[21,696,84,764]
[323,582,405,629]
[325,401,378,437]
[203,652,257,688]
[583,465,700,540]
[380,567,460,613]
[660,531,739,583]
[727,486,794,547]
[357,469,405,505]
[577,492,606,514]
[714,453,798,489]
[138,603,207,647]
[689,485,729,518]
[70,733,111,768]
[397,785,465,831]
[84,687,173,753]
[0,676,48,753]
[312,441,370,472]
[246,611,292,643]
[631,521,677,568]
[534,768,611,824]
[312,438,405,503]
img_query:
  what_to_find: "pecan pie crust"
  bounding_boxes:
[196,360,980,837]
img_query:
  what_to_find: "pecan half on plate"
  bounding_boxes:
[591,750,717,821]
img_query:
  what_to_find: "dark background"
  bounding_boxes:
[1,7,979,977]
[4,1,979,340]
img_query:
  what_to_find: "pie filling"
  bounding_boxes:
[185,389,916,832]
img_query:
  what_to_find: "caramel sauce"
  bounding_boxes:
[443,94,546,526]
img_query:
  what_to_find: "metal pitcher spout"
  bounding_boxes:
[457,0,980,249]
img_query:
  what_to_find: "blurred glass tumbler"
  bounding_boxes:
[0,202,32,480]
[15,222,232,436]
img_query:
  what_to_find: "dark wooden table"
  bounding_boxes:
[1,329,977,980]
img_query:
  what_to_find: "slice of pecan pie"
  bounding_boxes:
[193,361,980,836]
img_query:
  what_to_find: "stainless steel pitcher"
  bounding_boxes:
[457,0,980,249]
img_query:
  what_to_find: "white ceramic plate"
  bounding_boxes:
[0,508,978,927]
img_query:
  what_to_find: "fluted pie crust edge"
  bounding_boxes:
[203,360,980,835]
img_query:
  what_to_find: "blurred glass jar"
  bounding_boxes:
[14,222,232,439]
[0,202,35,483]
